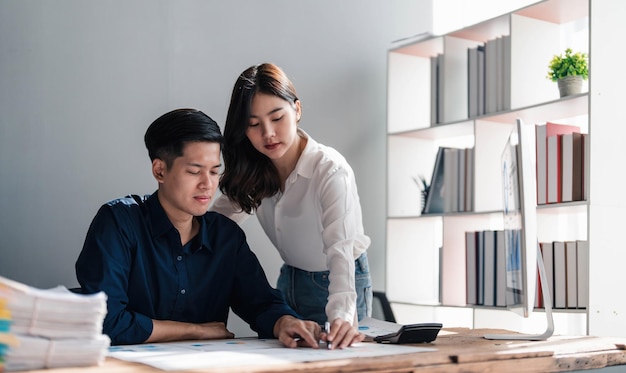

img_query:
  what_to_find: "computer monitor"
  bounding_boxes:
[484,118,554,341]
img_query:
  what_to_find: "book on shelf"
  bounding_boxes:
[0,276,110,371]
[484,38,498,114]
[477,230,485,306]
[465,231,477,305]
[466,35,510,117]
[444,148,458,213]
[495,230,506,307]
[477,45,485,116]
[423,147,474,214]
[535,122,581,205]
[423,147,446,214]
[565,241,578,309]
[537,242,554,309]
[577,240,589,308]
[464,147,474,212]
[553,241,567,308]
[464,229,507,308]
[467,46,479,118]
[482,230,496,307]
[501,35,511,111]
[430,55,439,125]
[561,133,585,202]
[436,53,445,125]
[547,134,562,204]
[495,37,503,112]
[458,148,466,212]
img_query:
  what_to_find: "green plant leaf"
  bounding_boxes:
[547,48,588,82]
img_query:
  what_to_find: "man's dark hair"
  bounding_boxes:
[144,108,223,168]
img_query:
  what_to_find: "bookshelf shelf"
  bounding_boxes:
[385,0,604,335]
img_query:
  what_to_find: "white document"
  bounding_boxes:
[108,336,435,371]
[358,316,403,338]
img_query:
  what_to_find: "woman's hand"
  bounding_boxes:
[324,318,364,350]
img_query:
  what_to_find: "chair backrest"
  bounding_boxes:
[371,291,396,323]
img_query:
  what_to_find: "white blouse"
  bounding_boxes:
[210,130,370,324]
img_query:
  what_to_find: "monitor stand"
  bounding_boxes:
[484,243,554,341]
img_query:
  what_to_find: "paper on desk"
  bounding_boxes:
[108,338,436,371]
[358,317,403,338]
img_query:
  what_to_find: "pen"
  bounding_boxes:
[325,321,331,350]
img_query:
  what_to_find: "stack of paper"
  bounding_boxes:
[0,276,110,371]
[0,296,18,373]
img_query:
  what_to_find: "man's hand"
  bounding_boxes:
[325,318,365,350]
[273,315,322,348]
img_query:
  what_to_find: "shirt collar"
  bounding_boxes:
[145,191,214,253]
[293,128,317,180]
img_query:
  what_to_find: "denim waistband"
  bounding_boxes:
[286,252,368,274]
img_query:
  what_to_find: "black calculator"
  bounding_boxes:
[373,323,443,344]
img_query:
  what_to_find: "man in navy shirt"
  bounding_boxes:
[76,108,322,347]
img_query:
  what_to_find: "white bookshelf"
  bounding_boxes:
[587,0,626,338]
[383,0,623,337]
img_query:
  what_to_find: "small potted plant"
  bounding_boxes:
[547,48,588,97]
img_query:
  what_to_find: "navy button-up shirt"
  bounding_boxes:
[76,192,297,345]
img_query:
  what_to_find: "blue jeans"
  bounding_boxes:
[276,252,372,325]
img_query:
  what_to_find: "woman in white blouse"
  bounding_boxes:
[210,62,371,349]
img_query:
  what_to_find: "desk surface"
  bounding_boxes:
[17,328,626,373]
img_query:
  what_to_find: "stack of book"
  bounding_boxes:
[535,122,588,205]
[0,276,110,371]
[423,146,474,214]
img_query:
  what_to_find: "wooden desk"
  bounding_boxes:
[16,328,626,373]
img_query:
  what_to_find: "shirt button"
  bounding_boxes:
[177,256,183,261]
[180,289,186,295]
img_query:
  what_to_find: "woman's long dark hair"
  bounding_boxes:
[219,63,299,214]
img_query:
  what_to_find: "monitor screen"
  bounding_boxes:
[501,119,538,318]
[485,119,553,341]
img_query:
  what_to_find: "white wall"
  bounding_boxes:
[0,1,430,336]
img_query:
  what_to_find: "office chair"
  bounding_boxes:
[371,291,396,323]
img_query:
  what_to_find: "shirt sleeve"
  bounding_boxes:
[209,193,252,225]
[75,205,153,345]
[226,228,299,338]
[318,166,368,325]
